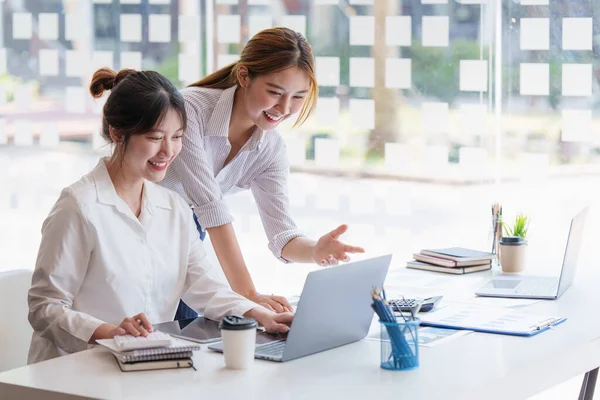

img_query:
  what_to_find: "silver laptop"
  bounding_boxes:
[475,207,588,300]
[209,254,392,362]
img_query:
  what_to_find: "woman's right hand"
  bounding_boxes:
[90,313,154,343]
[247,292,294,313]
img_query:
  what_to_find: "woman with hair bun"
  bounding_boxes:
[161,27,365,317]
[27,67,293,364]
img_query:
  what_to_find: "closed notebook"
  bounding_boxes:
[420,247,495,263]
[413,253,492,268]
[407,260,491,275]
[97,337,201,363]
[114,355,195,372]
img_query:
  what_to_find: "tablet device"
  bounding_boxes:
[153,317,222,344]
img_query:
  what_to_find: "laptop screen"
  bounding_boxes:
[556,208,588,297]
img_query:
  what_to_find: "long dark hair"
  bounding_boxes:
[189,27,317,127]
[90,67,186,150]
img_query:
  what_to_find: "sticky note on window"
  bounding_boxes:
[386,58,411,89]
[315,97,340,126]
[217,54,239,69]
[459,147,488,167]
[350,16,374,46]
[460,60,488,92]
[385,143,410,172]
[285,136,306,167]
[218,15,241,44]
[520,63,549,95]
[249,15,272,38]
[0,48,6,74]
[316,57,340,87]
[0,86,6,105]
[13,13,32,40]
[460,104,487,137]
[178,53,200,83]
[248,0,270,4]
[422,16,448,47]
[350,0,373,4]
[216,0,239,4]
[0,119,6,145]
[520,18,549,50]
[315,0,338,4]
[149,14,171,43]
[521,0,548,4]
[562,109,592,142]
[350,57,374,88]
[38,13,59,40]
[562,64,592,97]
[93,0,113,3]
[386,16,411,46]
[563,18,592,51]
[65,13,82,41]
[179,16,200,42]
[422,0,447,4]
[282,15,306,36]
[66,50,84,77]
[14,85,33,109]
[422,102,449,134]
[13,121,33,147]
[350,99,375,130]
[120,0,142,4]
[93,51,114,70]
[120,51,142,70]
[314,138,340,168]
[66,87,86,114]
[120,14,142,42]
[39,123,60,147]
[149,0,171,4]
[39,49,59,76]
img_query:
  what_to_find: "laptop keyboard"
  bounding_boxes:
[515,278,559,295]
[256,340,286,357]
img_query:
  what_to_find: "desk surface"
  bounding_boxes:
[2,265,600,400]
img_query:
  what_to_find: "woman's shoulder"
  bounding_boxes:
[181,86,223,109]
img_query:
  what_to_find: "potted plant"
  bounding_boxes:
[499,213,530,273]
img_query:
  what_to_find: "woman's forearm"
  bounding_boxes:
[205,223,257,298]
[281,236,317,263]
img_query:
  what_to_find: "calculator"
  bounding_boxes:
[388,296,443,313]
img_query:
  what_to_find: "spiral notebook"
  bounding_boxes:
[97,337,201,363]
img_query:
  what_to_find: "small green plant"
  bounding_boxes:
[503,213,530,238]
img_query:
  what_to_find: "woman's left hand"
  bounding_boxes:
[312,224,365,267]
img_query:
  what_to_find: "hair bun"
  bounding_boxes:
[89,68,136,98]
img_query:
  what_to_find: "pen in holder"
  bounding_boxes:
[371,288,420,371]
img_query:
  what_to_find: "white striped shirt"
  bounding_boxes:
[161,85,304,262]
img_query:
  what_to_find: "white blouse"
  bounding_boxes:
[28,159,258,364]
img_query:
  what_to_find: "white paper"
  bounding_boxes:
[93,0,113,3]
[285,136,306,166]
[314,138,340,168]
[65,13,82,41]
[120,0,141,4]
[38,13,59,40]
[385,58,411,89]
[384,143,410,172]
[0,86,6,105]
[93,51,114,70]
[422,102,449,135]
[368,326,472,348]
[249,15,272,38]
[39,123,60,147]
[315,97,340,126]
[422,16,449,47]
[179,16,200,42]
[562,109,592,142]
[422,0,447,4]
[178,53,200,83]
[520,63,549,96]
[520,18,549,50]
[39,49,59,76]
[0,119,6,145]
[349,57,374,88]
[386,16,411,46]
[562,18,592,50]
[66,50,84,77]
[14,85,32,109]
[521,0,548,5]
[248,0,270,4]
[459,147,487,167]
[120,51,142,70]
[315,57,340,87]
[459,104,487,137]
[13,120,33,147]
[349,99,375,130]
[350,16,374,46]
[13,13,32,40]
[217,54,239,69]
[120,14,142,42]
[0,48,6,74]
[217,15,241,44]
[424,145,448,167]
[216,0,238,4]
[460,60,488,92]
[149,0,171,4]
[314,0,338,4]
[281,15,306,36]
[66,87,86,114]
[149,14,171,43]
[562,64,592,97]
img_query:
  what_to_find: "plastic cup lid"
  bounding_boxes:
[219,315,258,331]
[499,236,527,245]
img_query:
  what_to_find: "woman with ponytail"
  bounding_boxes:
[27,67,292,364]
[160,27,364,317]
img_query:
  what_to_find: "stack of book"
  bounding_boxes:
[97,336,202,372]
[407,247,495,275]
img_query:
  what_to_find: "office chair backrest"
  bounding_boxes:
[0,269,33,372]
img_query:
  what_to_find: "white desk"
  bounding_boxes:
[2,266,600,400]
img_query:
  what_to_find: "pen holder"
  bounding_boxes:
[379,318,420,371]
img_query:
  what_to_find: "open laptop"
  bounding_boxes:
[475,207,588,300]
[209,254,392,362]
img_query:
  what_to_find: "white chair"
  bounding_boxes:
[0,269,33,372]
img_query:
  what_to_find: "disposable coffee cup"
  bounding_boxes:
[499,236,527,273]
[219,315,258,370]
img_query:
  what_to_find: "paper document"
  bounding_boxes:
[367,325,471,347]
